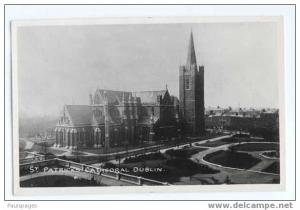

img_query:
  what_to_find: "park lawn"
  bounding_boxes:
[230,143,279,152]
[262,161,280,174]
[204,150,261,169]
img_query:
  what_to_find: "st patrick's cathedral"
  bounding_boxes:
[54,32,205,151]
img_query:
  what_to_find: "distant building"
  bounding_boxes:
[205,108,279,139]
[54,32,205,150]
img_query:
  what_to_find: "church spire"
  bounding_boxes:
[186,31,197,69]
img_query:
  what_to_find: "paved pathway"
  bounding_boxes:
[192,141,279,175]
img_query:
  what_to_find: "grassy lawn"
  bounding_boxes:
[230,143,279,152]
[204,150,261,169]
[262,161,280,174]
[165,158,219,175]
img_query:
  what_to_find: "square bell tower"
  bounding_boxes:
[179,31,205,135]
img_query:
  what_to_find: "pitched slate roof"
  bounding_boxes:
[94,89,168,105]
[94,89,131,105]
[65,105,93,125]
[134,90,167,104]
[64,89,174,126]
[65,104,123,126]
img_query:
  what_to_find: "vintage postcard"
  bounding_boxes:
[11,16,285,195]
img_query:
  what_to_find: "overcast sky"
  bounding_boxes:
[17,22,280,118]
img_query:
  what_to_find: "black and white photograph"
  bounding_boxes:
[11,16,285,194]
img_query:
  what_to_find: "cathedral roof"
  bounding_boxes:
[65,105,93,125]
[94,89,168,105]
[64,104,122,126]
[94,89,131,105]
[134,90,167,104]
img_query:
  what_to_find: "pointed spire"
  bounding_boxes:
[186,31,197,69]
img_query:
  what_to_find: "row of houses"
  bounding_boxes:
[205,108,279,139]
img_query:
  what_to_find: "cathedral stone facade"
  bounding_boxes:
[54,32,205,150]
